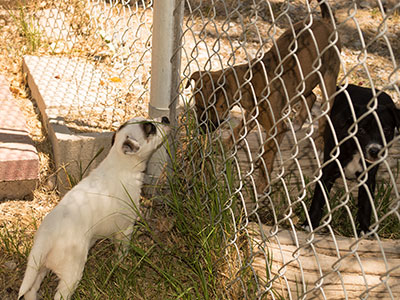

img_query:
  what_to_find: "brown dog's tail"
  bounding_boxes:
[312,0,335,21]
[186,71,201,89]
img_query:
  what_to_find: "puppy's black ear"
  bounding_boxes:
[142,121,157,137]
[122,138,140,155]
[186,71,200,88]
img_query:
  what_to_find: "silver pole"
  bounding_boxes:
[146,0,183,195]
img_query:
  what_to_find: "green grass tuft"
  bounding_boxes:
[7,4,41,53]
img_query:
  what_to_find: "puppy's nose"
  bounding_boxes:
[161,116,170,124]
[368,145,381,158]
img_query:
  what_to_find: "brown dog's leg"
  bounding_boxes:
[315,72,339,150]
[256,93,316,193]
[294,93,317,131]
[249,105,289,194]
[225,111,257,149]
[256,120,287,193]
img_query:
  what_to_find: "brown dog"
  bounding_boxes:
[187,0,341,192]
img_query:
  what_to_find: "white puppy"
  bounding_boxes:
[18,116,170,300]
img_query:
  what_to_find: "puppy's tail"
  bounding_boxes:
[18,239,50,299]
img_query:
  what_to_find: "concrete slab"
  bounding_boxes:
[0,75,39,199]
[23,55,166,195]
[22,55,108,123]
[23,56,115,194]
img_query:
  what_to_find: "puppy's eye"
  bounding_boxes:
[142,122,157,137]
[358,128,366,135]
[384,128,392,136]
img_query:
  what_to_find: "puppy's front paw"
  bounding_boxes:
[301,223,311,232]
[358,229,374,239]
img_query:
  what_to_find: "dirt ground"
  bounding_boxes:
[0,4,59,231]
[0,0,399,298]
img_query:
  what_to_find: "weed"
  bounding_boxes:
[7,4,41,53]
[160,110,250,298]
[281,170,400,238]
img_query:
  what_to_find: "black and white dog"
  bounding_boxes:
[304,84,400,234]
[19,116,170,300]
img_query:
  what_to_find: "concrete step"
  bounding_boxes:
[23,55,113,194]
[0,75,39,200]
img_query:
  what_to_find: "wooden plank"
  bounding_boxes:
[249,223,400,299]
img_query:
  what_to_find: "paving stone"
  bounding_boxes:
[23,56,113,194]
[0,75,39,199]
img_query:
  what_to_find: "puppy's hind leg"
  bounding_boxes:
[54,264,86,300]
[357,167,379,234]
[115,225,134,259]
[20,267,49,300]
[53,249,88,300]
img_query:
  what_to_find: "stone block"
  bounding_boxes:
[0,75,39,199]
[23,55,114,194]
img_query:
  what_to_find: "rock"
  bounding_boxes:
[3,261,17,270]
[359,1,373,9]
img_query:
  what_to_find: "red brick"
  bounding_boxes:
[0,75,39,199]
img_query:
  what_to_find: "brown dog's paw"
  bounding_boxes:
[292,118,304,131]
[313,134,325,153]
[222,136,234,150]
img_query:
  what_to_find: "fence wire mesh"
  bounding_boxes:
[11,0,400,299]
[20,0,153,131]
[179,0,400,299]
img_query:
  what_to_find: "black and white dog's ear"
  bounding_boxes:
[122,137,140,154]
[142,121,157,138]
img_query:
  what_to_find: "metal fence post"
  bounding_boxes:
[145,0,184,194]
[149,0,183,121]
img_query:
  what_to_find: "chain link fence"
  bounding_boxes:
[16,0,400,298]
[22,0,153,131]
[178,0,400,298]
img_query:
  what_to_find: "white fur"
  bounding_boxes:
[302,225,311,232]
[344,152,363,179]
[18,117,169,300]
